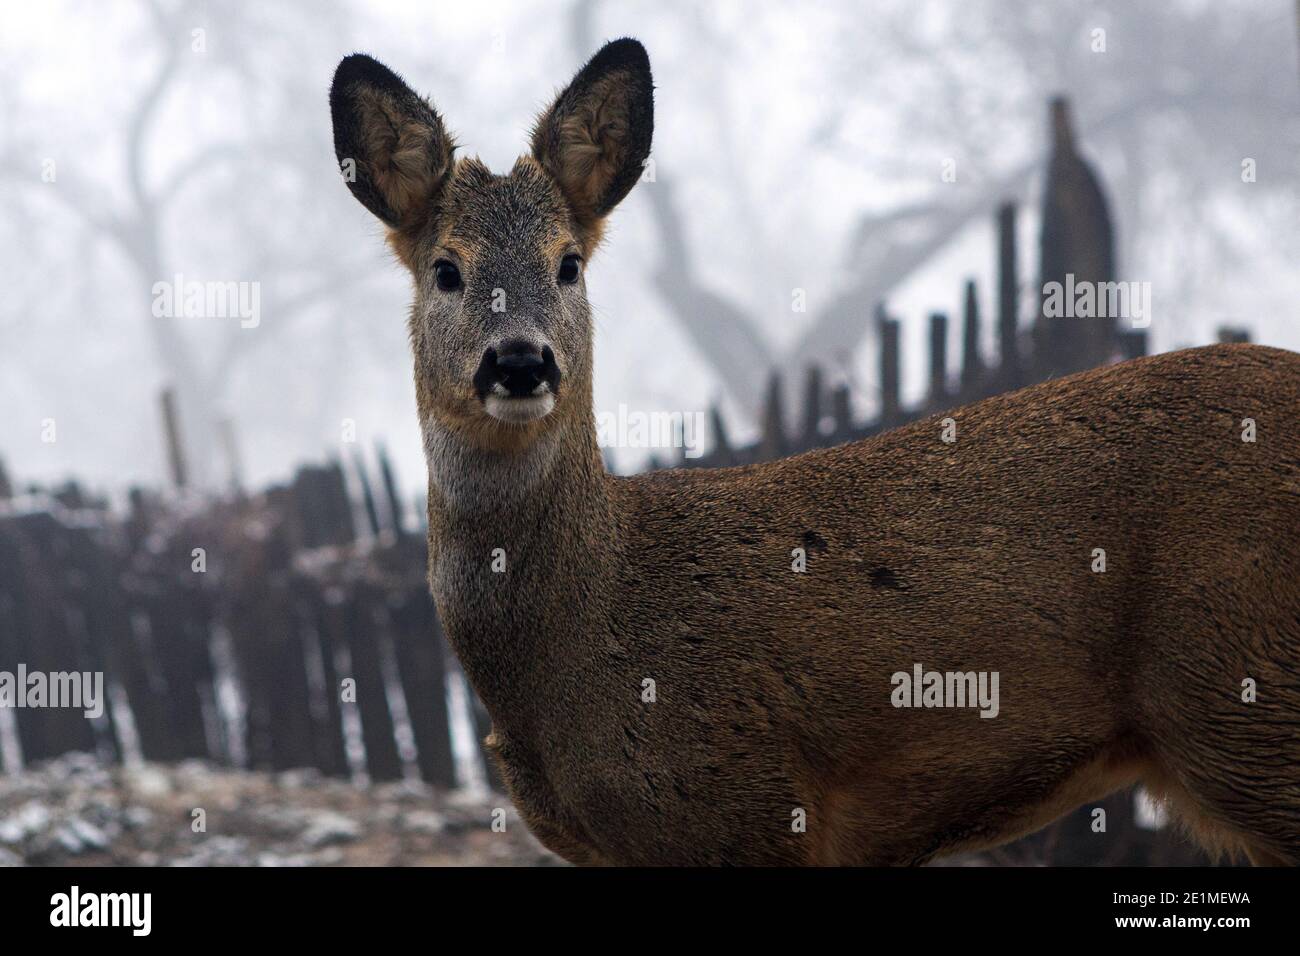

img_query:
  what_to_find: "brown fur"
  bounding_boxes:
[532,69,640,237]
[447,344,1300,866]
[332,41,1300,866]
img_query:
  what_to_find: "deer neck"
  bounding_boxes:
[422,392,616,723]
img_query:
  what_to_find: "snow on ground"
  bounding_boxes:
[0,753,560,867]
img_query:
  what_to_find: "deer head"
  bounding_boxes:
[329,39,653,453]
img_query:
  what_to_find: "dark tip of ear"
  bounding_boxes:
[582,37,655,87]
[330,52,410,102]
[587,37,651,75]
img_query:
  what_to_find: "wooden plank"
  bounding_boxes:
[341,583,403,782]
[389,586,456,788]
[151,575,215,761]
[800,366,823,451]
[377,444,406,538]
[961,279,982,395]
[60,518,125,764]
[830,383,853,444]
[223,537,281,769]
[928,312,949,404]
[997,203,1020,388]
[707,407,736,467]
[756,373,787,460]
[352,453,382,538]
[303,585,351,777]
[3,514,97,761]
[877,306,901,427]
[262,578,316,770]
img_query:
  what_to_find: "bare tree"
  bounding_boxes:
[2,0,373,487]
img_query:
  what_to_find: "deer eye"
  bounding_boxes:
[557,254,582,285]
[433,260,462,292]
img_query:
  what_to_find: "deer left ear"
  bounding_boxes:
[531,38,654,238]
[330,53,455,228]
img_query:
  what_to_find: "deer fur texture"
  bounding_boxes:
[331,39,1300,866]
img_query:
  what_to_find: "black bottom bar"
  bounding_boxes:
[0,866,1284,941]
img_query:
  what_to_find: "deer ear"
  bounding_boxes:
[531,38,653,235]
[330,54,455,227]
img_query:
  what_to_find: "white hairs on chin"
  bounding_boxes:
[484,393,556,424]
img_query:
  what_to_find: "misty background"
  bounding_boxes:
[2,0,1298,498]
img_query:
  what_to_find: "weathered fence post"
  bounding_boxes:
[146,579,215,761]
[830,383,854,444]
[801,366,824,451]
[877,305,901,428]
[928,312,949,405]
[388,585,457,788]
[757,373,787,460]
[377,444,406,538]
[292,463,357,549]
[303,586,351,777]
[342,582,404,782]
[708,407,736,467]
[261,581,316,770]
[997,203,1021,389]
[961,279,982,396]
[352,453,383,539]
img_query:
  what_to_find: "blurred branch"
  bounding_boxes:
[157,143,247,206]
[645,181,775,415]
[7,161,124,240]
[126,29,183,217]
[206,269,376,391]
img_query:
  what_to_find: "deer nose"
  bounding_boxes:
[474,340,561,399]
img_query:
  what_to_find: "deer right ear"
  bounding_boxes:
[531,38,654,240]
[329,54,455,227]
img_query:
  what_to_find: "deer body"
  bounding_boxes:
[331,41,1300,865]
[428,344,1300,865]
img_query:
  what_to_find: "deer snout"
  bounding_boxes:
[475,340,562,423]
[475,340,561,398]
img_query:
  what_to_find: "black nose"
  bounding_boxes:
[474,340,561,399]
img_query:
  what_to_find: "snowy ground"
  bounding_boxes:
[0,753,560,867]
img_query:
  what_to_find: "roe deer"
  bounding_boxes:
[330,39,1300,865]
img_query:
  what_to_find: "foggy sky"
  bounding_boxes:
[2,0,1297,498]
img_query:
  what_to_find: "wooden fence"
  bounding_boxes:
[0,453,498,791]
[646,98,1248,473]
